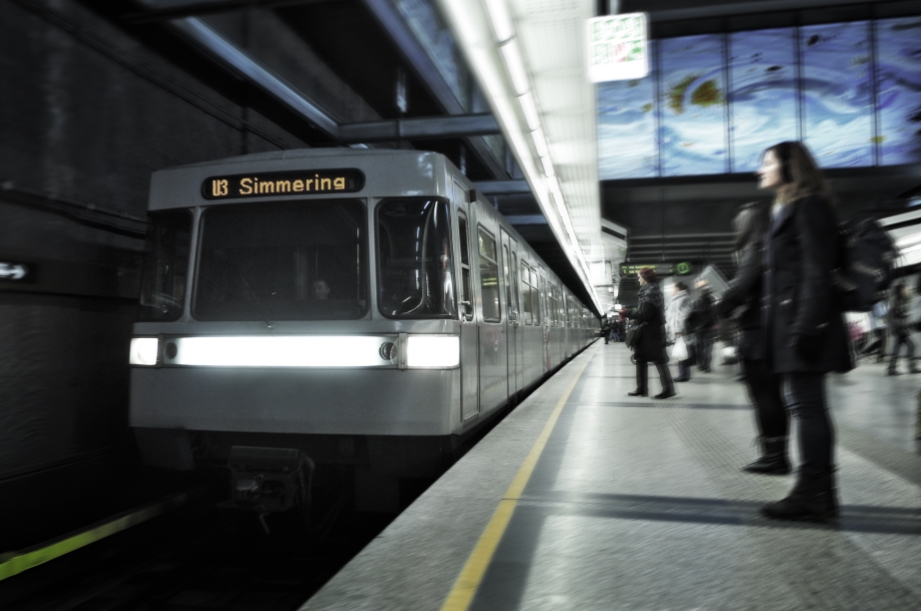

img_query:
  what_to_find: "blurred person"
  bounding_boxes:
[757,141,851,521]
[622,267,676,399]
[602,317,613,344]
[665,281,694,382]
[863,298,888,362]
[717,201,790,475]
[312,279,330,300]
[886,282,918,375]
[691,279,715,372]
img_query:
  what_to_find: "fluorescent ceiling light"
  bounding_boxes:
[541,155,555,176]
[500,39,530,96]
[532,128,548,158]
[484,0,514,42]
[519,91,540,131]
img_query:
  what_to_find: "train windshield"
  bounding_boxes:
[193,200,369,321]
[377,199,457,319]
[139,209,193,322]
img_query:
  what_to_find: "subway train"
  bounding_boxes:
[128,148,597,514]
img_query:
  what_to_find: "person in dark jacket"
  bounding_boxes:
[691,280,715,372]
[622,267,676,399]
[886,282,918,375]
[717,202,790,475]
[757,141,852,522]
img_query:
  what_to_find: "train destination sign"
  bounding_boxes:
[620,261,694,277]
[202,169,365,200]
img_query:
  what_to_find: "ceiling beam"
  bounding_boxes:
[123,0,338,24]
[338,114,499,143]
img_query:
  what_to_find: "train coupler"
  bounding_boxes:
[223,446,313,519]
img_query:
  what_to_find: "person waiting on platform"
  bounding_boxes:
[886,281,918,375]
[717,201,790,475]
[621,267,675,399]
[665,281,694,382]
[756,140,851,521]
[690,279,716,372]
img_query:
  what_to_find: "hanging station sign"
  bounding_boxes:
[587,12,649,82]
[620,261,695,277]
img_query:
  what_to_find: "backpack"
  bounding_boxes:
[833,219,898,312]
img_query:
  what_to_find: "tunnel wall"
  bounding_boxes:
[0,0,379,545]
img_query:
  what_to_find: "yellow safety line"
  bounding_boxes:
[0,494,186,582]
[440,355,592,611]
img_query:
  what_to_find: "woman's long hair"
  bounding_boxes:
[763,140,834,204]
[732,201,768,253]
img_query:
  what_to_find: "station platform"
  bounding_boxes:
[302,341,921,611]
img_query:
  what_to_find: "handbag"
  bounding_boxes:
[671,335,688,361]
[625,322,644,349]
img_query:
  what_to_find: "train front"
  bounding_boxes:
[129,152,463,514]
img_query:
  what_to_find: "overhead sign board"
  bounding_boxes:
[587,13,649,82]
[620,261,695,277]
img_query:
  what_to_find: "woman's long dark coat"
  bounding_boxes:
[717,246,764,361]
[626,282,668,363]
[762,194,853,373]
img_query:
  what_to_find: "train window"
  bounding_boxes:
[520,262,532,325]
[193,200,369,321]
[377,199,457,319]
[139,209,192,322]
[477,227,500,322]
[458,213,472,320]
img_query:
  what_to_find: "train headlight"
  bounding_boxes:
[129,337,159,366]
[405,335,460,368]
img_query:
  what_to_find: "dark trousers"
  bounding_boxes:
[782,372,834,476]
[676,357,692,381]
[636,359,674,394]
[696,330,713,370]
[889,331,915,370]
[741,358,787,438]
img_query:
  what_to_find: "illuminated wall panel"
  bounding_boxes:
[659,34,728,176]
[597,41,658,179]
[876,17,921,165]
[801,21,874,167]
[729,29,799,173]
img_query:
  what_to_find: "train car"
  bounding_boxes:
[128,148,596,513]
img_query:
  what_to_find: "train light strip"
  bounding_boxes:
[129,337,159,366]
[439,354,592,611]
[170,336,394,367]
[405,335,460,368]
[129,335,461,368]
[0,494,188,582]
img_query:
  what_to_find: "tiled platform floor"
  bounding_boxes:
[303,342,921,611]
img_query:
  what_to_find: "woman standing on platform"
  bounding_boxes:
[717,202,790,475]
[757,141,852,521]
[622,267,675,399]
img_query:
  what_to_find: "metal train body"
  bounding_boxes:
[129,149,595,486]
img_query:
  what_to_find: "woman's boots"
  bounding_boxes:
[742,436,791,475]
[761,471,839,522]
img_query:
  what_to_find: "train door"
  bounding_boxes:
[500,230,522,398]
[540,269,551,372]
[476,224,507,411]
[454,181,479,421]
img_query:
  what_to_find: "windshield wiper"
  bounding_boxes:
[222,252,273,329]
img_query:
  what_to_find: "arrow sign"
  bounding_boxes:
[0,262,29,281]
